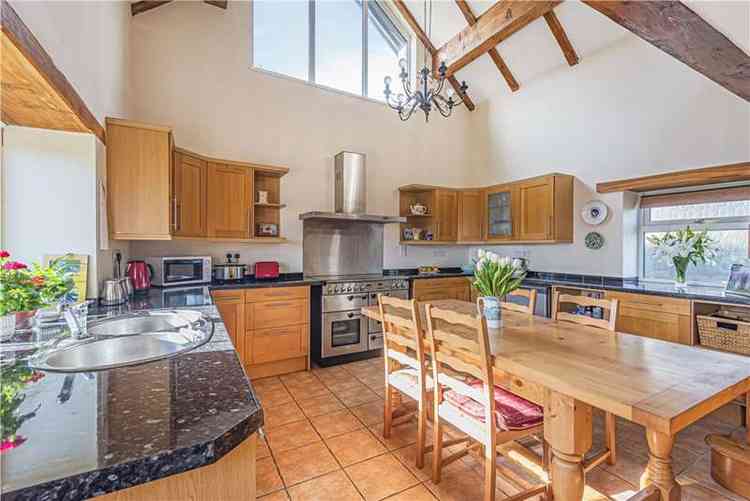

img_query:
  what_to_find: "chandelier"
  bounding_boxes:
[383,0,469,122]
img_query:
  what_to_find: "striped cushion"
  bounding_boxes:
[443,378,543,431]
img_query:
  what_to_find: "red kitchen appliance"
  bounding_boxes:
[127,260,152,292]
[254,261,280,279]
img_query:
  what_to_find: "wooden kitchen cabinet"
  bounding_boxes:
[604,290,693,345]
[485,184,516,242]
[458,190,484,242]
[173,149,207,237]
[434,190,458,241]
[412,277,471,302]
[106,118,174,240]
[516,174,573,242]
[211,290,246,364]
[207,163,253,239]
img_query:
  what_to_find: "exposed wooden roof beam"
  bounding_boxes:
[131,1,172,16]
[1,0,105,142]
[583,1,750,102]
[436,1,561,78]
[204,1,228,9]
[596,162,750,194]
[543,10,579,66]
[391,0,475,111]
[454,0,519,92]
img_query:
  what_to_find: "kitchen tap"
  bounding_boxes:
[58,300,89,339]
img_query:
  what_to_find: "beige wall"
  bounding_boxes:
[461,1,750,276]
[128,1,477,271]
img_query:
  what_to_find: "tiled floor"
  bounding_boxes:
[253,356,748,501]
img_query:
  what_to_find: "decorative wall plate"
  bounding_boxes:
[585,231,605,250]
[581,200,608,225]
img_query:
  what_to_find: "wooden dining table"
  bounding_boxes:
[362,299,750,501]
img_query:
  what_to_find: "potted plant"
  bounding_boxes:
[472,250,526,328]
[647,227,717,289]
[0,251,74,338]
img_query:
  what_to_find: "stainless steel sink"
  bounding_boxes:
[29,310,214,372]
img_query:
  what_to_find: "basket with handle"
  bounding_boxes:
[697,315,750,355]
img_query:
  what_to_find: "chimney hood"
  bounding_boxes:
[299,151,405,224]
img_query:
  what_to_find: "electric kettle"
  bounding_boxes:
[127,260,152,292]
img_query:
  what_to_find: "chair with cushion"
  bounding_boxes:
[377,294,433,468]
[500,288,537,315]
[425,301,548,501]
[552,291,620,467]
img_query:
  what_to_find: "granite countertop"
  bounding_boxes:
[0,304,263,501]
[209,273,322,291]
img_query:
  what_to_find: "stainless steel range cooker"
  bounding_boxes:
[321,277,408,360]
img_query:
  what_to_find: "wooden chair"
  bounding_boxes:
[552,292,620,468]
[377,294,433,468]
[500,289,537,315]
[425,300,548,501]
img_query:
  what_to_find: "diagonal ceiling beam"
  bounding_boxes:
[436,0,561,78]
[543,10,578,66]
[391,0,475,111]
[454,0,519,92]
[583,1,750,102]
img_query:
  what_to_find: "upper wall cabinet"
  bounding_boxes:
[107,118,174,240]
[398,173,574,245]
[106,118,289,242]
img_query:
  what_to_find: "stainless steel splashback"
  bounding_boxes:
[334,151,366,214]
[303,219,384,278]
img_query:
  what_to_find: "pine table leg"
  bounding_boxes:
[640,430,681,501]
[543,390,593,501]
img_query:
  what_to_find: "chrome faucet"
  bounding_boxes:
[58,300,89,339]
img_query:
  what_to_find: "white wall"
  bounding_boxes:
[2,127,100,297]
[128,1,477,271]
[462,1,750,276]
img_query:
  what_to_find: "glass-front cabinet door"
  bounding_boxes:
[486,186,514,240]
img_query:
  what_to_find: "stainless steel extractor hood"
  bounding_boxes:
[299,151,405,223]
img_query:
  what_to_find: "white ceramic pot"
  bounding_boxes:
[480,296,502,328]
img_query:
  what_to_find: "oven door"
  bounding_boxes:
[367,290,409,334]
[162,286,211,308]
[163,259,207,286]
[322,310,368,358]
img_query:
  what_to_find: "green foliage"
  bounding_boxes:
[0,252,75,316]
[472,250,526,298]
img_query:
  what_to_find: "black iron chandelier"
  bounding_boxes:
[383,0,469,122]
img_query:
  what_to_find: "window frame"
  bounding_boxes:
[638,205,750,287]
[249,0,413,104]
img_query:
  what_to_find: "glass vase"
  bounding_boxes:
[673,262,688,289]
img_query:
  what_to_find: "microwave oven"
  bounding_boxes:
[144,256,212,286]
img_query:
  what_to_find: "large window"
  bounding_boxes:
[252,0,411,101]
[640,196,750,286]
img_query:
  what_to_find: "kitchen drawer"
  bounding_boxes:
[211,289,244,302]
[246,299,308,330]
[245,286,309,303]
[413,277,469,290]
[251,325,307,364]
[605,291,690,316]
[616,307,692,344]
[493,369,544,406]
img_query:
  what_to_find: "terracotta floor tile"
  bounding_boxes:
[257,456,284,496]
[350,401,385,426]
[346,453,419,501]
[288,383,332,400]
[275,442,341,487]
[258,387,295,408]
[259,490,290,500]
[678,452,746,501]
[265,401,306,429]
[310,409,364,439]
[266,419,321,453]
[327,379,370,394]
[326,429,388,466]
[298,393,346,418]
[258,436,272,459]
[676,477,734,501]
[585,467,638,499]
[287,470,363,501]
[424,461,487,501]
[392,445,433,482]
[337,386,381,408]
[253,376,285,391]
[369,421,420,450]
[383,484,436,501]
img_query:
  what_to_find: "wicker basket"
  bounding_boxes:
[697,315,750,355]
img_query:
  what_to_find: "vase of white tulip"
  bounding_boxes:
[472,250,526,328]
[647,227,717,289]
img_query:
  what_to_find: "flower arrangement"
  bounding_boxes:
[0,251,75,318]
[1,360,44,453]
[472,250,526,327]
[647,227,717,287]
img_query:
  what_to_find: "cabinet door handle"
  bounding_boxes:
[171,198,178,232]
[176,202,181,231]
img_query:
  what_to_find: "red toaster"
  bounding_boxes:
[254,261,280,279]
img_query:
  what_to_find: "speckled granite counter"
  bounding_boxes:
[0,304,263,501]
[210,273,323,290]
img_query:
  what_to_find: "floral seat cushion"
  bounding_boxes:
[443,378,543,430]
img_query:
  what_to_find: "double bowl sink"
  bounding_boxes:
[29,310,214,372]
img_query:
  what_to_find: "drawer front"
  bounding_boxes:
[211,289,244,303]
[251,325,307,364]
[606,291,690,315]
[414,277,469,290]
[247,299,308,330]
[493,370,544,406]
[245,286,309,303]
[616,309,691,344]
[415,289,457,302]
